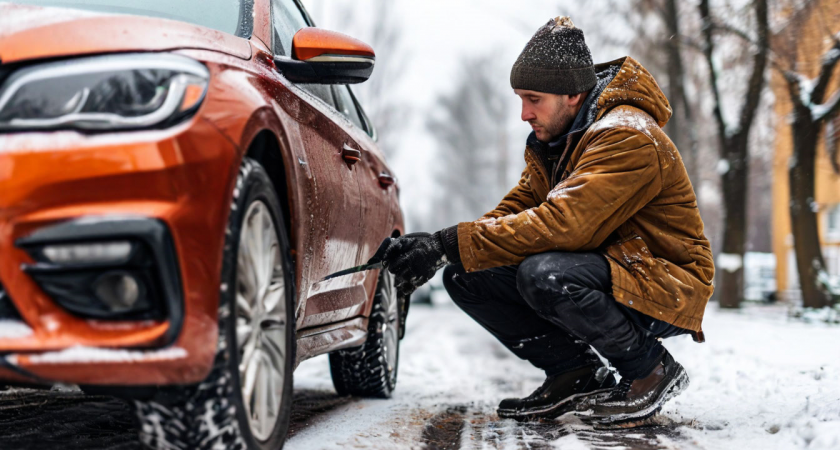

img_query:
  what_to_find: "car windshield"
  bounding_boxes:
[10,0,254,37]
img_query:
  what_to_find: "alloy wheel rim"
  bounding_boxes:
[381,271,399,387]
[236,200,287,441]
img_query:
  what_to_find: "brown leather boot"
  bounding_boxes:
[582,351,689,425]
[497,364,616,421]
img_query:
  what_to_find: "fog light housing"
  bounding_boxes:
[93,271,143,313]
[16,217,183,343]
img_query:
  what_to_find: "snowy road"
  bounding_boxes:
[288,302,840,450]
[1,302,838,449]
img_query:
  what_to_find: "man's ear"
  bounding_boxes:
[567,92,585,106]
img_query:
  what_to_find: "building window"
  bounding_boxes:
[828,204,840,238]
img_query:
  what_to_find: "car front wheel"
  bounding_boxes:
[132,158,295,450]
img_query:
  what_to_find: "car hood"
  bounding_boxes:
[0,2,251,64]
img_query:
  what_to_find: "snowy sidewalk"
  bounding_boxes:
[288,302,840,450]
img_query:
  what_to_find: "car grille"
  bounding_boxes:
[0,280,22,320]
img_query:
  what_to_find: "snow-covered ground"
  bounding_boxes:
[0,299,836,449]
[288,301,840,450]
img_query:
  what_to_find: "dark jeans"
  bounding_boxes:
[442,252,688,379]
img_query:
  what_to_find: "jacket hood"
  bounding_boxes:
[0,3,251,64]
[594,56,672,127]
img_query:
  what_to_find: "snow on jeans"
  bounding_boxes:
[442,252,689,380]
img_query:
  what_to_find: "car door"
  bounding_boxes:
[331,85,395,270]
[271,0,367,328]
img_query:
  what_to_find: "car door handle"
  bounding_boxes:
[378,172,395,188]
[341,144,361,165]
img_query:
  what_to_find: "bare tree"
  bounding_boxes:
[425,56,510,231]
[347,0,409,157]
[662,0,702,187]
[602,0,701,185]
[774,1,840,307]
[698,0,770,308]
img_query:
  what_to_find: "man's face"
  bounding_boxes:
[515,89,582,142]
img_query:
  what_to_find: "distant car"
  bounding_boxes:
[0,0,404,448]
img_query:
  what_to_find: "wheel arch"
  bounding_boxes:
[244,129,293,250]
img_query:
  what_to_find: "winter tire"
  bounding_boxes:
[132,158,295,450]
[329,269,401,398]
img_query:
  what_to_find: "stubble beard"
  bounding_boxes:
[539,104,577,142]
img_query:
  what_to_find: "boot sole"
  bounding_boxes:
[497,387,615,421]
[587,362,689,425]
[591,407,662,430]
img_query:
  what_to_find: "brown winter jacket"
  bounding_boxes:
[455,56,714,332]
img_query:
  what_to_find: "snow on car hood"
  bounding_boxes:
[0,2,251,64]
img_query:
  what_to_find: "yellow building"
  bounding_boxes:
[772,0,840,298]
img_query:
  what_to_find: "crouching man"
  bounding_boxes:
[378,17,714,426]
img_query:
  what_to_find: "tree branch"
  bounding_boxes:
[813,88,840,122]
[737,0,770,136]
[711,21,755,46]
[679,34,705,52]
[810,32,840,105]
[699,0,727,147]
[782,70,805,108]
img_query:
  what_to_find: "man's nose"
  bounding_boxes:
[521,105,537,122]
[521,105,536,122]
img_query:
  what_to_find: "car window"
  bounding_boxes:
[347,87,377,140]
[299,84,335,108]
[332,86,364,130]
[271,0,334,107]
[13,0,253,37]
[271,0,307,57]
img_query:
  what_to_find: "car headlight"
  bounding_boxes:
[0,53,209,131]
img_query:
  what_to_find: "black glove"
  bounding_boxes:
[377,232,449,298]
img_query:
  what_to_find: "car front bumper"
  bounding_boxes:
[0,118,240,386]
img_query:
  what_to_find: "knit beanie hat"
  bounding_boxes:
[510,16,597,95]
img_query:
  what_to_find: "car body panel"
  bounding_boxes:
[0,0,404,386]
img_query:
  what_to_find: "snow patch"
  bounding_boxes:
[717,253,743,272]
[0,320,33,339]
[10,345,187,365]
[716,159,730,175]
[797,74,816,107]
[549,433,590,449]
[817,270,840,296]
[823,47,840,66]
[811,90,840,122]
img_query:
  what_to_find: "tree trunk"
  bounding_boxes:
[698,0,768,309]
[662,0,700,185]
[718,135,749,308]
[789,110,833,308]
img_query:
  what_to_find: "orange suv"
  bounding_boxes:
[0,0,405,448]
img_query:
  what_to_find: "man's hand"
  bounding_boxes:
[375,232,449,298]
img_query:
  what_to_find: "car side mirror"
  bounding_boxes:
[274,28,375,84]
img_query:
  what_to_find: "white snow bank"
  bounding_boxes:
[664,304,840,450]
[717,253,743,273]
